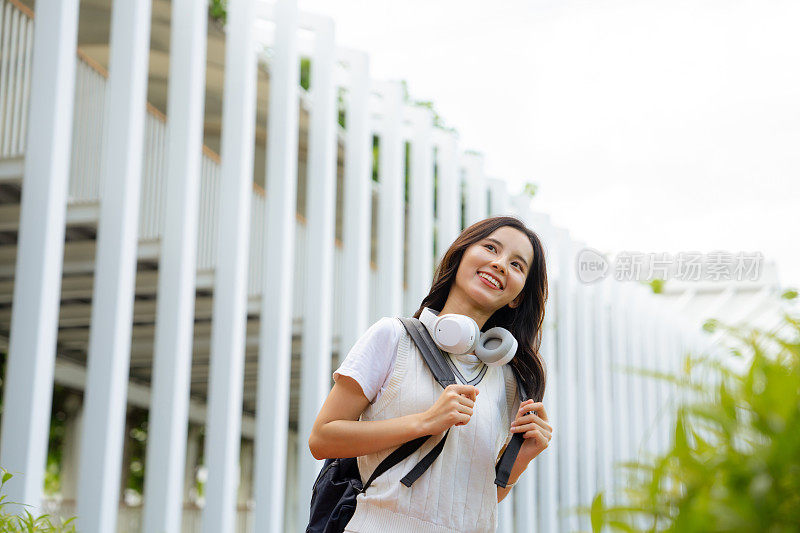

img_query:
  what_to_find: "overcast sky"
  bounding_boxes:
[298,0,800,289]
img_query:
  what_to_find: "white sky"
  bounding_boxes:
[298,0,800,289]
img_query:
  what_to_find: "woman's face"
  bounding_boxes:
[454,226,535,313]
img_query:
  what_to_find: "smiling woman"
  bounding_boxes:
[307,216,551,533]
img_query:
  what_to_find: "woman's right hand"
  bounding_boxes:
[420,384,479,435]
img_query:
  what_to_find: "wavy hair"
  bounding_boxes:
[413,216,548,402]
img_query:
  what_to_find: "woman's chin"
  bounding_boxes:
[468,286,503,309]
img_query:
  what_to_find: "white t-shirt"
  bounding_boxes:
[333,317,403,403]
[334,317,487,404]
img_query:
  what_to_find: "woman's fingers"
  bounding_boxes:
[511,422,552,439]
[512,412,552,433]
[524,429,550,446]
[449,384,479,401]
[456,403,473,416]
[517,400,550,424]
[454,413,471,426]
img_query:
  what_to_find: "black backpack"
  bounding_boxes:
[306,317,529,533]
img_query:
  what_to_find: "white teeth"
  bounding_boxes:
[479,272,501,289]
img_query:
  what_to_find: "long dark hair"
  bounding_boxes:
[413,216,548,402]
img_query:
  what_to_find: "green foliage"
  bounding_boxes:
[590,312,800,532]
[209,0,227,24]
[0,470,77,532]
[411,100,456,133]
[648,278,665,294]
[300,57,311,91]
[372,136,380,183]
[651,279,664,294]
[125,409,149,496]
[523,181,538,199]
[337,88,347,129]
[44,387,70,496]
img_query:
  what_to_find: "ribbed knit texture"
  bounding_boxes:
[345,318,520,533]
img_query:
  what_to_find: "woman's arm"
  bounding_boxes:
[496,450,534,503]
[308,375,478,460]
[496,400,553,503]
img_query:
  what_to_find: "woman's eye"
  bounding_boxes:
[484,244,496,252]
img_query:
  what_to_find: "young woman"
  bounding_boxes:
[309,216,553,532]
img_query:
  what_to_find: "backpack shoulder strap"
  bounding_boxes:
[398,317,457,388]
[495,365,529,488]
[362,434,429,492]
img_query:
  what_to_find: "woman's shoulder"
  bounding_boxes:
[362,316,405,347]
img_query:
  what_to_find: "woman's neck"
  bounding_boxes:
[439,293,493,330]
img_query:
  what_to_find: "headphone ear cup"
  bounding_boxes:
[434,314,480,354]
[475,327,518,366]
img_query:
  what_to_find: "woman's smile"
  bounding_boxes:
[477,271,503,290]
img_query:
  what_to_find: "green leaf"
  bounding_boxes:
[590,492,605,532]
[780,288,798,300]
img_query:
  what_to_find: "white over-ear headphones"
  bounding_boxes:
[419,307,518,367]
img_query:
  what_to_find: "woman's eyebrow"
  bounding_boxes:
[485,238,529,268]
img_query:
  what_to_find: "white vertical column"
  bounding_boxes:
[622,284,638,459]
[653,306,669,455]
[497,491,514,533]
[639,289,655,455]
[434,131,459,263]
[645,298,659,454]
[375,81,405,317]
[554,228,579,532]
[487,178,510,216]
[253,0,300,531]
[77,1,152,531]
[513,471,534,532]
[339,50,371,355]
[652,297,670,438]
[297,17,337,528]
[201,0,258,531]
[540,293,559,533]
[594,278,614,496]
[141,0,208,531]
[609,280,632,499]
[523,210,557,533]
[575,250,596,527]
[641,294,655,454]
[0,0,78,511]
[666,315,681,446]
[405,106,434,314]
[627,287,645,459]
[463,152,487,226]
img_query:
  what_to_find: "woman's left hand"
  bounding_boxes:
[510,400,552,461]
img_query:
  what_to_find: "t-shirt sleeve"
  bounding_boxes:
[333,317,402,404]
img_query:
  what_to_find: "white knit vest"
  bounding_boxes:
[345,319,519,533]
